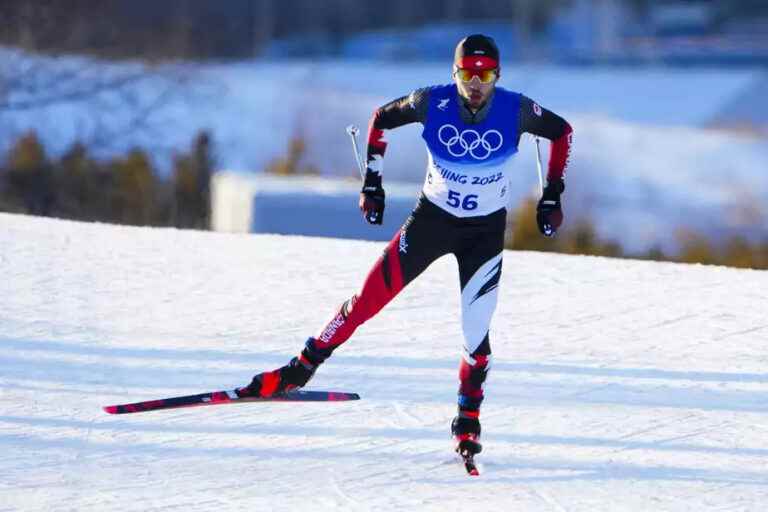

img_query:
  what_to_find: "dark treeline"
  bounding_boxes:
[505,197,768,270]
[2,1,765,61]
[0,0,564,60]
[0,131,212,229]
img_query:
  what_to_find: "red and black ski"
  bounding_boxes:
[104,389,360,415]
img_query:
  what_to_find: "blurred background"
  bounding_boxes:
[1,0,767,268]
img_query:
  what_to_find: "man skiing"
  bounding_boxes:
[237,34,573,461]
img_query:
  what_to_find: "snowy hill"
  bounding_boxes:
[3,49,767,253]
[1,212,768,511]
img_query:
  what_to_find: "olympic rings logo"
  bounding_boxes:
[437,124,504,160]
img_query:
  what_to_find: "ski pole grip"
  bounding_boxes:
[346,124,366,180]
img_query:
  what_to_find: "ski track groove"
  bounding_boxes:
[529,487,570,512]
[330,474,366,510]
[653,419,729,447]
[615,413,697,443]
[714,324,768,341]
[643,313,699,330]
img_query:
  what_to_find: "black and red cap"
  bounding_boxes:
[454,34,499,70]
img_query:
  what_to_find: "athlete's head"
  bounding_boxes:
[452,34,500,110]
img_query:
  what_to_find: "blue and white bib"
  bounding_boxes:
[421,84,521,217]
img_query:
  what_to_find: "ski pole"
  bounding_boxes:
[535,136,557,237]
[345,124,366,180]
[535,136,544,193]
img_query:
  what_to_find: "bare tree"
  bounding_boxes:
[0,49,201,157]
[0,1,206,161]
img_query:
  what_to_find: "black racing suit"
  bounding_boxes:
[303,86,572,419]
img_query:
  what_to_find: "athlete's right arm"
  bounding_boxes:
[359,88,431,225]
[365,88,431,179]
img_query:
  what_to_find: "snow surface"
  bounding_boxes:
[2,212,768,511]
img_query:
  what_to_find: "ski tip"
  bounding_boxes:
[103,405,119,414]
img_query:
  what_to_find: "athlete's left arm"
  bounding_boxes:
[518,95,573,185]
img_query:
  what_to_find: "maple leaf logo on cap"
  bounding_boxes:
[455,34,500,71]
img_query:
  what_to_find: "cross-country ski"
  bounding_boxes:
[103,389,360,415]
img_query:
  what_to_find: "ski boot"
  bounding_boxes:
[236,356,316,398]
[452,414,482,456]
[236,339,325,398]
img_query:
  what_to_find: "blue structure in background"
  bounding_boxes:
[264,10,768,67]
[264,23,519,62]
[211,173,426,242]
[251,189,418,241]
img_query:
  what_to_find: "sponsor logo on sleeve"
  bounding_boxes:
[319,314,345,344]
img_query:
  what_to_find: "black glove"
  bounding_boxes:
[536,180,564,237]
[359,171,385,225]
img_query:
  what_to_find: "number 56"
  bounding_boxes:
[446,190,479,210]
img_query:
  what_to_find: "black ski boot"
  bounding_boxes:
[451,414,482,456]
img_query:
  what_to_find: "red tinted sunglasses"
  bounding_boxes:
[454,68,498,83]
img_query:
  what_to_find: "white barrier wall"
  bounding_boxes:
[211,172,423,241]
[210,172,260,233]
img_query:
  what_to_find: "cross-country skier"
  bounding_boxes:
[237,34,573,459]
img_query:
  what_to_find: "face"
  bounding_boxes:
[453,67,498,110]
